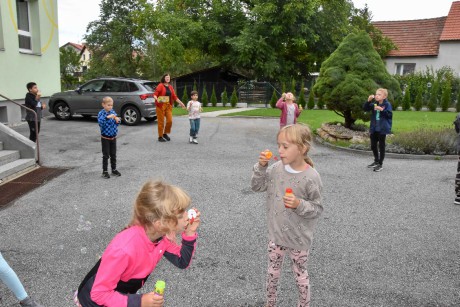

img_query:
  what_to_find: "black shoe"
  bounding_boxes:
[454,197,460,205]
[373,164,383,172]
[158,137,166,142]
[112,170,121,177]
[163,134,171,141]
[102,171,110,179]
[367,161,379,168]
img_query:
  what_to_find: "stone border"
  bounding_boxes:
[314,136,457,160]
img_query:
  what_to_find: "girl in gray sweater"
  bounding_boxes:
[251,124,323,307]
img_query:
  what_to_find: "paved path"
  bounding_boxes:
[0,115,459,306]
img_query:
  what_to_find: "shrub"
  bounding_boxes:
[298,81,307,109]
[290,79,296,95]
[269,89,278,108]
[230,87,238,107]
[414,85,423,111]
[428,81,438,111]
[201,84,208,107]
[390,127,456,155]
[392,99,400,111]
[441,81,452,111]
[317,95,325,110]
[307,90,315,110]
[221,87,228,107]
[457,90,460,112]
[211,85,217,107]
[402,87,411,111]
[181,85,188,107]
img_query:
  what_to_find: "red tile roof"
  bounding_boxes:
[440,1,460,40]
[373,17,446,57]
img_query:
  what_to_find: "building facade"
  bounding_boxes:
[0,0,60,124]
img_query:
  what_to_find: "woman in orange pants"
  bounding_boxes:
[153,73,186,142]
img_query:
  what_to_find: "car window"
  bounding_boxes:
[127,82,139,92]
[102,80,125,92]
[81,80,105,92]
[142,82,157,92]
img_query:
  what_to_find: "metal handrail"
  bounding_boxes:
[0,93,40,165]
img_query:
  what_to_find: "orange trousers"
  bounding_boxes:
[156,103,173,137]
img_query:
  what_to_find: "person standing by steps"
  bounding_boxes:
[363,88,393,172]
[0,252,44,307]
[153,74,186,142]
[24,82,46,143]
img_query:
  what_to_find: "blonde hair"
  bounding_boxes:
[285,92,296,101]
[277,124,314,167]
[128,180,190,238]
[376,88,388,98]
[102,96,113,104]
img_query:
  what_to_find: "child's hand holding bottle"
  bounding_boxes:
[283,188,300,209]
[259,149,273,167]
[141,292,164,307]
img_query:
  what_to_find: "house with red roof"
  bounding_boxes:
[60,42,92,78]
[373,1,460,76]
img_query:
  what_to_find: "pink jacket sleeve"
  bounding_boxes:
[276,98,285,109]
[163,232,198,269]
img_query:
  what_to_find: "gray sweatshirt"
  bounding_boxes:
[251,161,323,250]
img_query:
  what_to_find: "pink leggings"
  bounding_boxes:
[266,241,310,307]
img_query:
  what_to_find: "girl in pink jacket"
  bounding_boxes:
[276,92,302,128]
[76,181,201,307]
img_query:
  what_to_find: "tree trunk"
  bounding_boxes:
[343,109,356,129]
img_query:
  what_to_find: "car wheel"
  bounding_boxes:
[54,102,72,120]
[121,106,141,126]
[144,116,157,122]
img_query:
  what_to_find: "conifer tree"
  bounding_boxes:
[317,95,325,110]
[402,86,411,111]
[211,85,217,107]
[414,85,423,111]
[307,90,315,110]
[428,81,439,112]
[221,87,228,107]
[201,84,209,107]
[298,81,307,109]
[181,85,188,107]
[270,89,278,108]
[441,81,452,112]
[230,87,238,108]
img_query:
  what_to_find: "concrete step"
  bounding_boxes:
[0,159,36,181]
[0,150,21,167]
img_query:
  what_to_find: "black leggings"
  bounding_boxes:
[27,121,41,142]
[370,131,386,165]
[101,138,117,172]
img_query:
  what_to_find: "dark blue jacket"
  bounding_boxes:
[363,99,393,134]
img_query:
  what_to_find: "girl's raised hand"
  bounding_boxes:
[186,207,201,235]
[283,193,300,209]
[259,149,272,167]
[141,292,164,307]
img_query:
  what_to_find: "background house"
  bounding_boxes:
[60,42,91,79]
[373,1,460,76]
[0,0,60,125]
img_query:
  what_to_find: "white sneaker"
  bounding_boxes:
[192,138,198,144]
[189,136,193,143]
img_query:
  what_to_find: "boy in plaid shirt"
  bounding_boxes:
[98,97,121,179]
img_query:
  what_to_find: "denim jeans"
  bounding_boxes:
[189,118,200,137]
[0,252,28,300]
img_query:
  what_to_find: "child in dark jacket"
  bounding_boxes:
[363,88,393,172]
[97,97,121,179]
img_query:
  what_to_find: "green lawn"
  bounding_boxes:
[220,108,456,133]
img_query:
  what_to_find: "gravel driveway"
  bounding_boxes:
[1,115,459,306]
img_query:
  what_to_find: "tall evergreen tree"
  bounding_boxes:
[270,89,278,109]
[211,85,218,107]
[441,81,452,111]
[307,90,315,110]
[402,86,411,111]
[428,81,439,112]
[313,31,400,128]
[298,81,307,109]
[221,87,228,107]
[201,84,209,107]
[230,87,238,108]
[182,85,189,107]
[414,84,423,111]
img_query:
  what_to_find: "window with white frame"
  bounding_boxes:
[16,0,32,52]
[395,63,416,75]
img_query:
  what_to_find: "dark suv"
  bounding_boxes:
[49,77,158,126]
